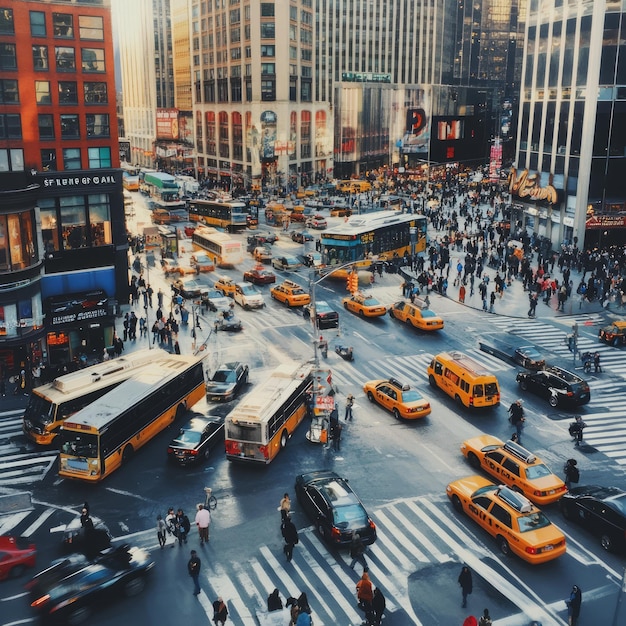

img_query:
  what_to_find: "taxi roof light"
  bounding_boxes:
[504,440,537,464]
[496,485,533,513]
[388,377,410,391]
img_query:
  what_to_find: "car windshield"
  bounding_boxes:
[212,370,236,383]
[333,504,368,529]
[605,494,626,516]
[525,463,552,480]
[175,429,202,445]
[402,390,423,402]
[362,298,380,306]
[241,285,257,295]
[517,511,552,532]
[60,433,98,458]
[421,309,436,318]
[286,258,299,265]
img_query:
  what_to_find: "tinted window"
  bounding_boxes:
[489,503,512,528]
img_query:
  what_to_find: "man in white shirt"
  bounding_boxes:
[195,503,211,544]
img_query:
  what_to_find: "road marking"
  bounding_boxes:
[21,509,55,538]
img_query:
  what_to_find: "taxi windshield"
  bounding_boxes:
[362,298,380,306]
[402,390,422,402]
[421,309,436,318]
[525,464,552,480]
[517,511,551,532]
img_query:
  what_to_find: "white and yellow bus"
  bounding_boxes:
[191,226,244,267]
[225,362,314,464]
[58,354,206,482]
[23,349,158,446]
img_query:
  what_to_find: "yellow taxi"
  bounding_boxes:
[389,301,444,331]
[342,293,387,317]
[214,275,236,297]
[446,475,566,564]
[270,280,311,307]
[190,253,215,273]
[460,435,567,505]
[363,377,431,419]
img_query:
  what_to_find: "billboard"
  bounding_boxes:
[156,108,179,140]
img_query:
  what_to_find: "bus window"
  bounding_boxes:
[473,384,484,397]
[484,382,499,396]
[433,360,443,375]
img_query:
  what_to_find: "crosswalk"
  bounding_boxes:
[2,493,585,626]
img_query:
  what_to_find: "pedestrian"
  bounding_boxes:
[593,351,602,373]
[356,569,374,620]
[508,399,525,445]
[157,287,164,309]
[372,587,386,626]
[212,597,228,625]
[174,340,181,354]
[349,531,367,571]
[458,565,473,608]
[281,515,299,562]
[333,420,343,451]
[176,508,191,545]
[459,283,466,303]
[188,549,201,595]
[478,608,492,626]
[566,585,582,626]
[165,506,176,543]
[156,514,167,548]
[267,588,283,612]
[280,492,291,521]
[563,458,579,490]
[528,292,538,317]
[195,503,211,544]
[489,290,496,313]
[345,394,354,420]
[569,415,586,447]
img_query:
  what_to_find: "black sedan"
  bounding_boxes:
[560,485,626,552]
[307,300,339,329]
[516,365,590,407]
[205,362,249,401]
[28,545,154,625]
[62,516,112,558]
[295,470,377,547]
[167,415,224,465]
[214,312,243,332]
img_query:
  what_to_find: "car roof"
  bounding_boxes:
[543,365,583,383]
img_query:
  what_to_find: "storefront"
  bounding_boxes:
[584,214,626,248]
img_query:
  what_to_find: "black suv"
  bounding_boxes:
[516,365,590,407]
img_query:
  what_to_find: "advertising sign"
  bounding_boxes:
[156,108,179,140]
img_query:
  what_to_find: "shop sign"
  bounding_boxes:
[585,214,626,229]
[46,290,109,327]
[40,173,120,188]
[508,168,561,204]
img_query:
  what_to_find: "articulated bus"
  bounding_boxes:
[22,349,158,446]
[225,362,313,464]
[188,199,247,232]
[320,211,428,269]
[191,226,244,267]
[58,354,206,482]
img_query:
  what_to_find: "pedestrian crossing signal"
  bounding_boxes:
[347,271,358,293]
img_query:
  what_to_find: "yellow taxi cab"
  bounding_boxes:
[389,301,444,331]
[270,280,311,307]
[460,436,567,505]
[598,320,626,346]
[446,475,566,564]
[363,377,431,420]
[214,275,236,297]
[342,292,387,317]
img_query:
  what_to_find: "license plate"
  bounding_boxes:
[544,544,554,551]
[548,490,555,495]
[486,397,492,402]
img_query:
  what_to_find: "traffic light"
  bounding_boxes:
[347,271,359,293]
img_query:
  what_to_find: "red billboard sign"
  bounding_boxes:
[156,108,179,140]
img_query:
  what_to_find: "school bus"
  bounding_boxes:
[337,180,372,193]
[58,354,206,482]
[427,351,500,408]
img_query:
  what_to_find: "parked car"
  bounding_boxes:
[27,545,154,624]
[516,365,590,407]
[560,485,626,552]
[205,362,249,402]
[295,470,377,547]
[0,536,36,580]
[167,415,224,465]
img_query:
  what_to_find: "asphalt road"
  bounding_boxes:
[2,202,626,626]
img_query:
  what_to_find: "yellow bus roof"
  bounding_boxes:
[436,351,494,377]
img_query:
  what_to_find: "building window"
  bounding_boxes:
[261,63,275,75]
[40,200,60,254]
[0,44,16,70]
[87,194,112,245]
[60,196,87,249]
[0,149,23,171]
[78,15,104,41]
[261,80,275,101]
[261,23,275,39]
[33,45,48,70]
[0,7,14,34]
[261,45,275,57]
[35,81,51,104]
[0,211,37,273]
[60,114,80,138]
[0,114,21,139]
[53,13,73,38]
[0,79,18,103]
[41,149,57,171]
[88,146,111,168]
[58,81,78,105]
[86,114,109,137]
[300,81,311,101]
[55,46,76,71]
[231,78,242,102]
[84,82,107,104]
[38,114,55,139]
[81,48,105,72]
[30,11,45,37]
[261,3,275,17]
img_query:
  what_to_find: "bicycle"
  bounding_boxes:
[204,487,217,510]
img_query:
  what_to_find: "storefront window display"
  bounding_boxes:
[0,209,37,272]
[0,293,44,337]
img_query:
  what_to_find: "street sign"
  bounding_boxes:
[315,396,335,411]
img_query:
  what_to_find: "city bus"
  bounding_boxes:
[188,199,248,232]
[22,349,158,446]
[57,354,206,482]
[191,226,244,267]
[320,211,427,268]
[140,171,184,205]
[224,362,314,464]
[122,172,140,191]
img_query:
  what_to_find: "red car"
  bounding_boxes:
[0,536,36,580]
[243,266,276,285]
